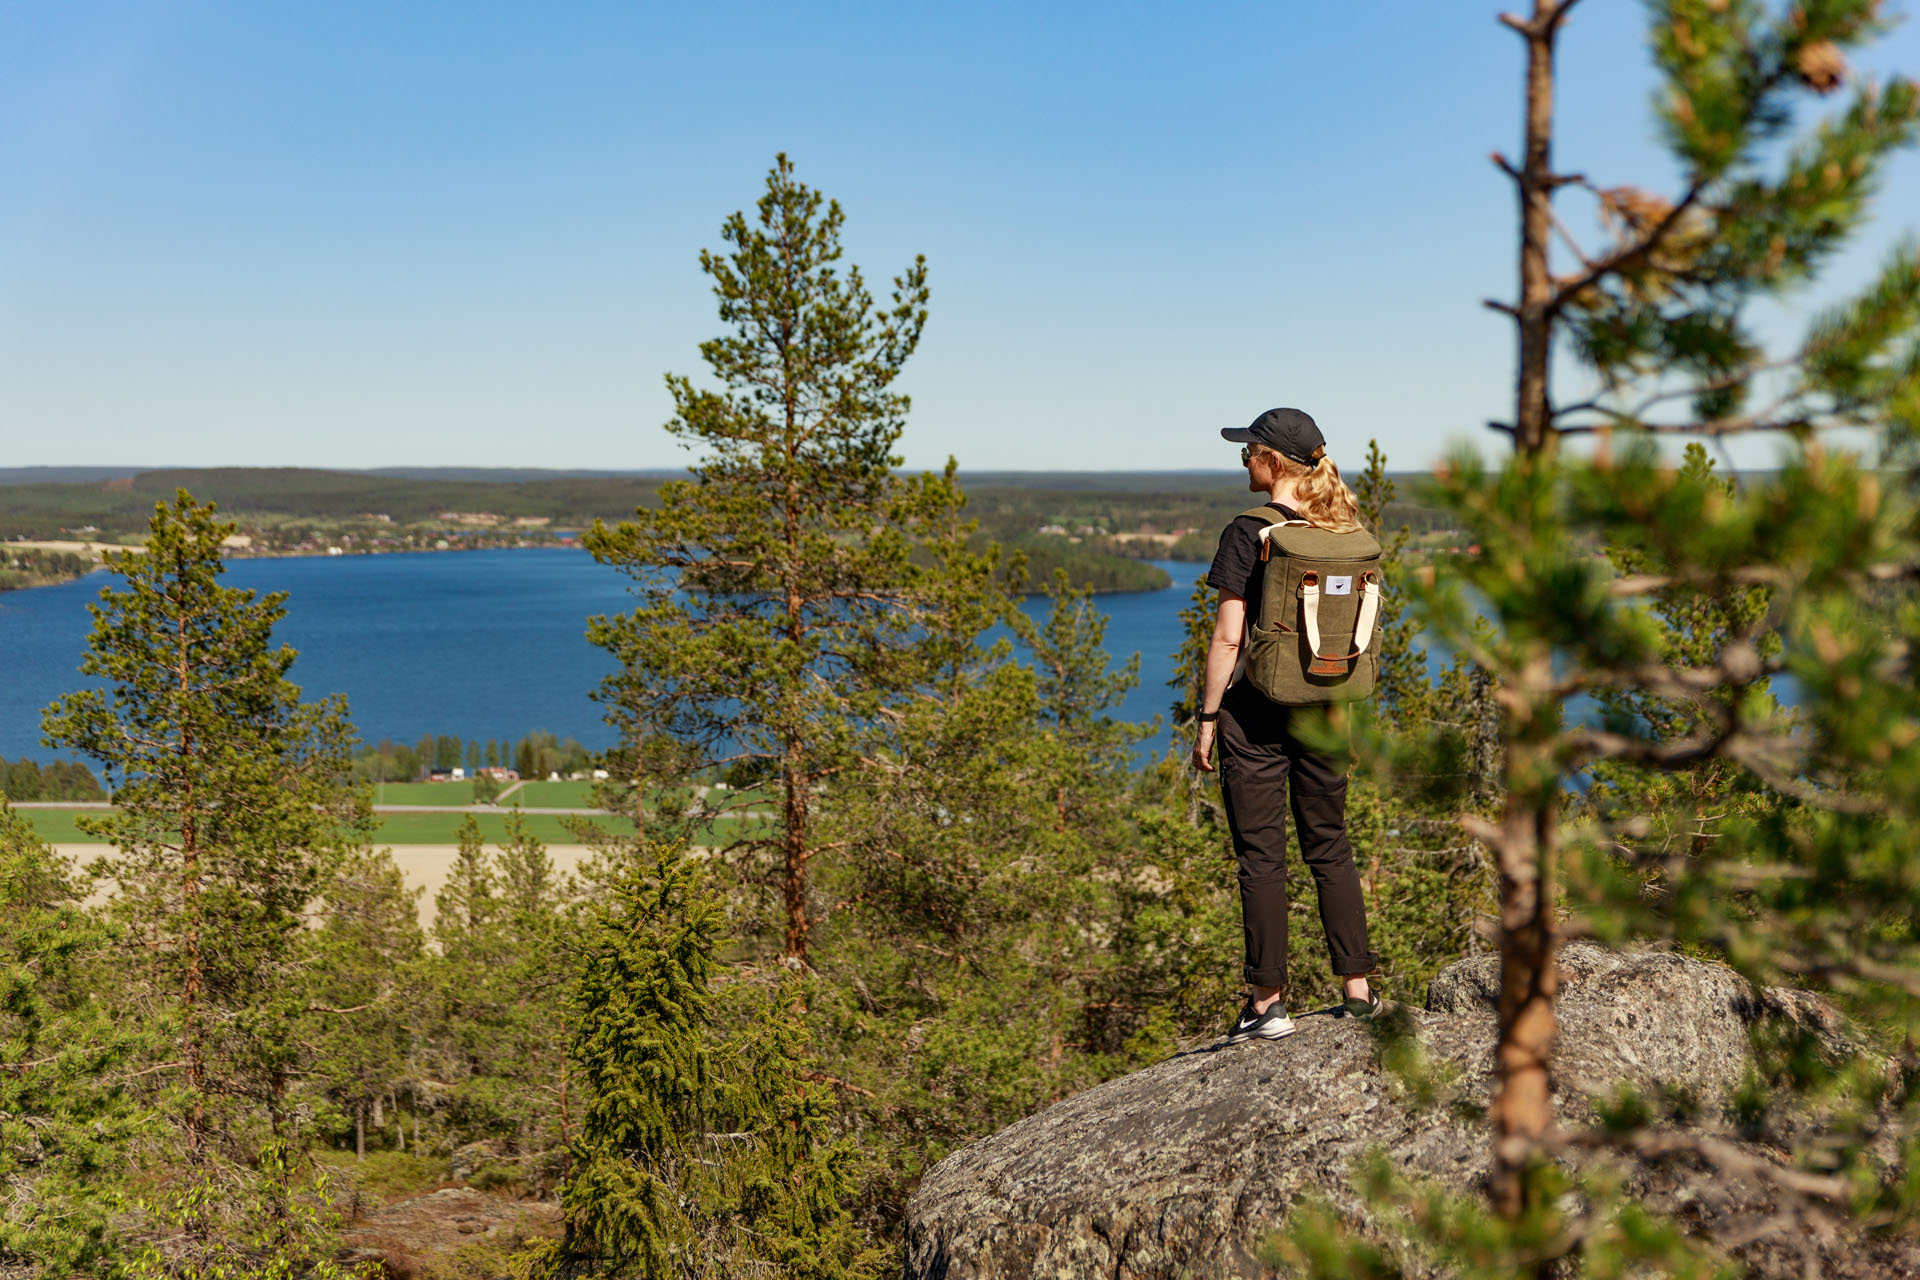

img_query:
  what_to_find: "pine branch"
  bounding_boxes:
[1552,1126,1851,1204]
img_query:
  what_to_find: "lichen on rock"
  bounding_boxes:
[902,943,1906,1280]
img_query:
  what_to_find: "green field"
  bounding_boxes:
[19,809,106,843]
[371,810,632,843]
[511,779,598,807]
[372,780,486,806]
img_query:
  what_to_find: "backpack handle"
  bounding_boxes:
[1255,519,1315,563]
[1300,569,1382,675]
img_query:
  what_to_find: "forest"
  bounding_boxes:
[4,4,1920,1277]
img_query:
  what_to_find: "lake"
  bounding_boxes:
[0,548,1209,766]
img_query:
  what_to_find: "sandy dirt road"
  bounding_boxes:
[57,844,602,930]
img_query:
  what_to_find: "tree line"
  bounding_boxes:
[351,732,597,785]
[0,547,93,592]
[0,757,104,803]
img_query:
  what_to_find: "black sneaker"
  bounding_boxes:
[1341,991,1383,1019]
[1227,998,1296,1044]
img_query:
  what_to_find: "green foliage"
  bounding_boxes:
[125,1142,371,1280]
[41,491,370,1175]
[584,154,986,963]
[1263,1155,1737,1280]
[313,1148,450,1204]
[0,801,144,1277]
[1354,438,1424,726]
[303,847,426,1161]
[979,533,1171,592]
[0,545,93,591]
[1570,1,1919,422]
[429,813,574,1178]
[812,573,1159,1222]
[0,755,105,802]
[525,844,877,1280]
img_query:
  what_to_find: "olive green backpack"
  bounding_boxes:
[1238,508,1384,705]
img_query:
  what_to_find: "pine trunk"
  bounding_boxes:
[1488,0,1572,1220]
[780,332,810,966]
[176,581,207,1165]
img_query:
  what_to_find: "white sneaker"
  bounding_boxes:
[1227,998,1296,1043]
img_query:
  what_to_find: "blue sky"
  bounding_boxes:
[1,2,1916,474]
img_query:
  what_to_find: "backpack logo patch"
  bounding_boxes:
[1326,575,1353,596]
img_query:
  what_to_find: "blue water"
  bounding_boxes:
[0,550,1206,765]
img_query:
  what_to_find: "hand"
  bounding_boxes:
[1190,721,1217,773]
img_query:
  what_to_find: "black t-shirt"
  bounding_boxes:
[1207,502,1302,623]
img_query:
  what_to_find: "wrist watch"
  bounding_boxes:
[1196,710,1220,723]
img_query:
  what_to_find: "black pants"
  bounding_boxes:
[1218,686,1379,992]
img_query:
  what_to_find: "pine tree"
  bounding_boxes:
[585,154,980,964]
[428,812,574,1179]
[304,846,425,1162]
[1284,2,1920,1272]
[41,492,369,1172]
[1461,0,1920,1226]
[802,573,1168,1228]
[0,801,143,1278]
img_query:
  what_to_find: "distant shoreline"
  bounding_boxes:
[0,540,582,595]
[2,541,1198,596]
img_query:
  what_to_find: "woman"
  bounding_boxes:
[1191,407,1381,1044]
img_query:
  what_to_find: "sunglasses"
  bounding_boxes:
[1239,445,1263,464]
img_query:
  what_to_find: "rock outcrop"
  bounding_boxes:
[903,943,1907,1280]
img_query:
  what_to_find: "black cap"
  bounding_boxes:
[1221,407,1326,468]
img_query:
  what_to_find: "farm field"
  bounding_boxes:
[371,780,486,806]
[370,810,629,843]
[511,779,598,807]
[22,809,101,843]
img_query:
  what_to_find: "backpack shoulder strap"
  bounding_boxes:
[1238,507,1314,560]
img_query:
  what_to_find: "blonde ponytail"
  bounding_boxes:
[1276,453,1361,533]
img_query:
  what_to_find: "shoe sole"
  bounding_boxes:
[1227,1021,1297,1044]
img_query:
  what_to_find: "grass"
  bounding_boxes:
[371,810,632,843]
[511,779,598,807]
[372,780,484,806]
[313,1148,451,1204]
[19,808,105,843]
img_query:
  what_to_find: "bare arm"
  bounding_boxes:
[1191,592,1246,773]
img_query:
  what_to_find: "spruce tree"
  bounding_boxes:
[523,844,877,1279]
[802,574,1164,1227]
[0,801,143,1278]
[585,154,981,964]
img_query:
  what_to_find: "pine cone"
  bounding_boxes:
[1796,41,1847,94]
